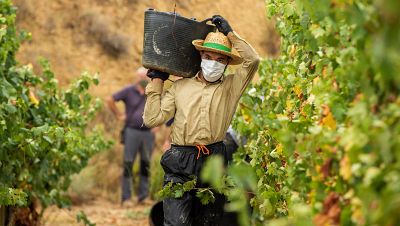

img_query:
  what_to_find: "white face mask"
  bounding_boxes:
[200,59,226,82]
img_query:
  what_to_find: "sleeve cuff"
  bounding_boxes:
[227,31,244,43]
[145,81,163,95]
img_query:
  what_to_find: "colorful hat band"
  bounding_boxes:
[202,42,232,53]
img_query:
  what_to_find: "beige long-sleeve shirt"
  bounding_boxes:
[143,31,260,145]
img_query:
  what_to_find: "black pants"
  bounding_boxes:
[223,132,239,163]
[160,142,227,226]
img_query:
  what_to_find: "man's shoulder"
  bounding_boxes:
[171,77,195,86]
[123,85,143,97]
[129,85,143,93]
[113,85,135,100]
[118,84,135,92]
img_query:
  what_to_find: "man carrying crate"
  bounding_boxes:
[143,15,260,226]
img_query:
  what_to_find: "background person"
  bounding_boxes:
[107,67,154,206]
[223,126,247,162]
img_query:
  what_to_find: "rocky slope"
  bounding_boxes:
[13,0,278,98]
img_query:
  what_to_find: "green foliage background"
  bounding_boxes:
[229,0,400,225]
[0,0,109,211]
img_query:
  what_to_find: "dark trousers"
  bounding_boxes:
[160,142,227,226]
[223,132,239,163]
[122,127,154,202]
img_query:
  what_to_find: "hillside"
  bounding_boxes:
[13,0,278,98]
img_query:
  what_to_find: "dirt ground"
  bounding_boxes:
[42,198,154,226]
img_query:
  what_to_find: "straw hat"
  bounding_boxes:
[192,32,243,65]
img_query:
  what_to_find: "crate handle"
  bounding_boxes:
[201,18,213,24]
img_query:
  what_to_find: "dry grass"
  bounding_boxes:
[127,0,140,5]
[13,0,35,23]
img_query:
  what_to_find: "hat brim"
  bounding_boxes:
[192,40,243,65]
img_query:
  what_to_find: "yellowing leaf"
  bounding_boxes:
[276,143,283,155]
[241,109,251,123]
[293,85,302,98]
[29,90,39,106]
[313,76,320,85]
[351,198,365,225]
[320,105,337,130]
[286,99,293,111]
[315,164,321,173]
[322,66,328,77]
[289,44,296,57]
[340,155,351,181]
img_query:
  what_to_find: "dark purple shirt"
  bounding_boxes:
[112,85,149,130]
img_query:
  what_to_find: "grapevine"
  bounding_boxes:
[230,0,400,225]
[0,0,110,222]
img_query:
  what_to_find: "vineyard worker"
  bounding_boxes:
[143,15,260,226]
[107,67,155,207]
[224,126,247,162]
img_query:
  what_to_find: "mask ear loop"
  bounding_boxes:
[223,58,231,74]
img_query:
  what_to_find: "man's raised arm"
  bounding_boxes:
[228,31,260,96]
[211,15,260,97]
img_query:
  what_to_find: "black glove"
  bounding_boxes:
[211,15,233,36]
[147,69,169,81]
